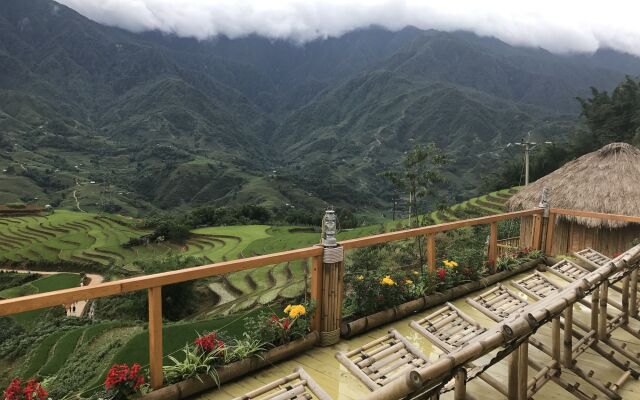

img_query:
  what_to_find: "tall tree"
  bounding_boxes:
[382,143,450,227]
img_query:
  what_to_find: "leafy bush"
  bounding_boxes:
[344,270,419,318]
[245,303,314,347]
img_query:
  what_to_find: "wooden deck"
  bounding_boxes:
[196,269,640,399]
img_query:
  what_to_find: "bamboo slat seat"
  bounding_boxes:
[232,367,332,400]
[574,248,631,285]
[546,259,590,283]
[410,302,487,352]
[511,271,561,300]
[335,329,428,391]
[466,283,529,322]
[575,247,612,269]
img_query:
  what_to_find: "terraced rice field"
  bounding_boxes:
[428,187,520,224]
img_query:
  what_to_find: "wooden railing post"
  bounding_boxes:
[310,253,324,333]
[488,222,498,274]
[319,210,343,346]
[148,286,163,389]
[426,233,436,273]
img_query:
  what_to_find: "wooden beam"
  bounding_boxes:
[488,222,498,274]
[148,286,163,389]
[340,209,542,250]
[550,208,640,224]
[310,254,323,333]
[0,246,322,316]
[427,233,436,273]
[545,212,556,255]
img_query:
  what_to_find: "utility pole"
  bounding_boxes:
[509,131,552,186]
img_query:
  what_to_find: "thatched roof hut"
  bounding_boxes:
[507,142,640,255]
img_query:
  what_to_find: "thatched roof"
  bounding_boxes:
[507,142,640,229]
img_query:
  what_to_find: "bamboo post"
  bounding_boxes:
[552,317,561,366]
[427,233,436,273]
[319,210,343,346]
[631,269,639,319]
[518,341,529,400]
[591,286,599,333]
[454,368,467,400]
[563,304,573,368]
[599,281,609,341]
[488,222,498,274]
[508,349,520,399]
[310,254,324,333]
[622,275,630,325]
[148,286,163,389]
[544,212,556,255]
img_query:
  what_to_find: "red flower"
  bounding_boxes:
[283,318,290,330]
[3,378,22,400]
[437,268,446,281]
[3,378,48,400]
[105,363,144,395]
[194,332,224,353]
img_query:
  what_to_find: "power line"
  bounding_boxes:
[507,130,553,186]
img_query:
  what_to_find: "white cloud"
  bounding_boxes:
[57,0,640,56]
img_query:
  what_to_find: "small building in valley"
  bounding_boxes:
[507,142,640,256]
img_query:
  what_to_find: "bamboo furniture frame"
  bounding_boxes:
[335,329,428,391]
[232,367,331,400]
[364,244,640,400]
[409,303,507,396]
[410,303,487,352]
[466,283,529,322]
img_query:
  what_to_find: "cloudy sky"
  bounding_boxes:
[58,0,640,56]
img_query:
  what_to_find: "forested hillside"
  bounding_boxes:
[1,0,639,215]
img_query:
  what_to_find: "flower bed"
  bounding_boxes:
[142,303,315,400]
[142,332,319,400]
[341,257,544,338]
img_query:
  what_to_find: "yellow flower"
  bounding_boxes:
[284,304,292,314]
[288,304,306,318]
[405,279,413,285]
[451,261,458,267]
[380,276,396,286]
[443,260,452,267]
[356,275,364,281]
[412,270,420,276]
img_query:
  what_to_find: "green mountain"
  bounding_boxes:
[0,0,638,214]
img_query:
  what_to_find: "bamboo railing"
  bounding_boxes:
[362,228,640,399]
[1,206,638,391]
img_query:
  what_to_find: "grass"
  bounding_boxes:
[21,331,66,378]
[39,328,85,376]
